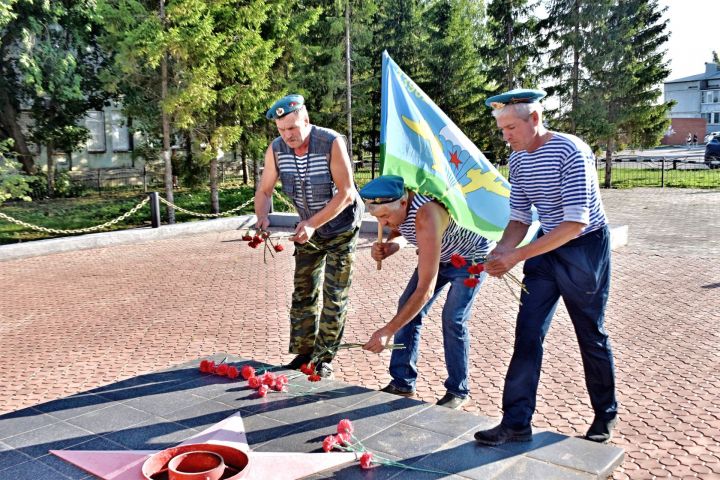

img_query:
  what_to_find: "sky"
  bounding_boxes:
[658,0,717,80]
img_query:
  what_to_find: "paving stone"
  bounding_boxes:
[64,403,155,435]
[0,408,58,441]
[1,420,93,459]
[0,440,33,471]
[104,417,201,450]
[0,458,70,480]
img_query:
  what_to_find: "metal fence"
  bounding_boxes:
[67,154,720,193]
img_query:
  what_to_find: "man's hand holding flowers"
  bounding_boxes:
[363,326,394,354]
[485,245,522,277]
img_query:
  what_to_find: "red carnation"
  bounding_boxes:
[274,244,284,252]
[215,363,229,376]
[199,360,212,373]
[322,435,338,452]
[226,366,239,379]
[300,363,314,375]
[261,372,276,386]
[241,365,255,380]
[464,277,480,288]
[249,241,260,249]
[242,234,253,241]
[360,452,373,469]
[248,376,261,389]
[258,384,269,397]
[468,263,484,275]
[450,254,467,268]
[253,235,262,242]
[308,374,322,382]
[337,419,354,435]
[335,432,351,445]
[276,374,288,385]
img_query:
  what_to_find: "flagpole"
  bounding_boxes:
[376,223,383,270]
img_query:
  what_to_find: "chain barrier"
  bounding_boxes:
[0,197,150,235]
[157,196,254,218]
[0,190,293,235]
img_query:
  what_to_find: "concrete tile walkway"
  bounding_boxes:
[1,188,719,479]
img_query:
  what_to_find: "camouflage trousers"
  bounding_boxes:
[289,226,359,361]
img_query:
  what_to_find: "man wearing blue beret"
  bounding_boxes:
[474,89,618,444]
[254,94,364,378]
[360,175,493,409]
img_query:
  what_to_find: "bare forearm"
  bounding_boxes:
[306,190,354,229]
[497,220,531,250]
[385,288,433,335]
[254,190,273,221]
[515,221,585,262]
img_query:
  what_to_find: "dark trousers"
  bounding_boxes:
[501,226,617,429]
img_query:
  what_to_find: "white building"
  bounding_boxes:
[664,62,720,143]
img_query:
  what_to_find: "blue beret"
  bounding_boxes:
[485,88,546,109]
[359,175,406,204]
[266,94,305,120]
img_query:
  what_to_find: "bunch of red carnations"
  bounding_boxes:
[241,229,284,262]
[199,359,240,379]
[450,252,528,303]
[240,365,288,397]
[450,253,485,287]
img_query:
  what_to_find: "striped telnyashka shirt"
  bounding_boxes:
[508,132,608,235]
[398,193,493,263]
[276,151,337,213]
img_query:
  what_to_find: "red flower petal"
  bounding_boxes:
[468,263,485,275]
[226,366,239,379]
[276,374,288,385]
[274,244,284,252]
[242,234,253,241]
[216,363,229,376]
[450,254,467,268]
[199,360,210,373]
[261,372,276,385]
[337,419,354,435]
[308,374,322,382]
[463,277,480,288]
[241,365,256,380]
[360,451,373,469]
[258,385,269,397]
[248,376,261,389]
[322,435,338,452]
[335,432,351,445]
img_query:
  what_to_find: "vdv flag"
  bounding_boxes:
[380,51,510,241]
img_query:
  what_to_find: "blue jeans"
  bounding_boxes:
[501,226,617,429]
[388,262,486,398]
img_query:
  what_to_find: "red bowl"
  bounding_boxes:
[142,443,250,480]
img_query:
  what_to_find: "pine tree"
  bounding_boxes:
[424,0,491,149]
[578,0,672,188]
[482,0,541,161]
[483,0,541,92]
[539,0,612,134]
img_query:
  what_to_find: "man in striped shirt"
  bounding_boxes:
[360,175,493,410]
[474,89,618,445]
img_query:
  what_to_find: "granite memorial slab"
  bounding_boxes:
[0,355,624,479]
